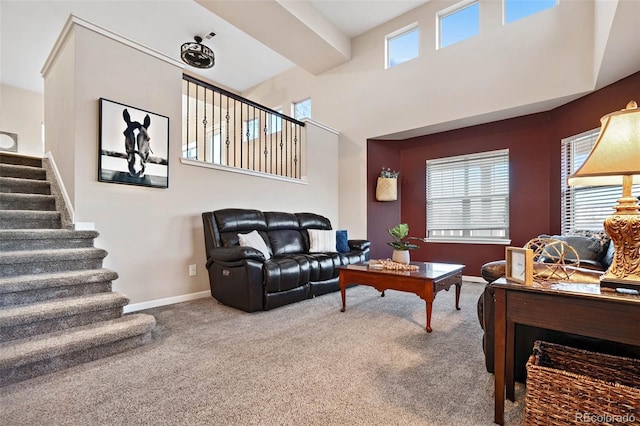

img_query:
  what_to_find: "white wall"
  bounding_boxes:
[0,84,44,157]
[243,0,601,238]
[42,17,340,306]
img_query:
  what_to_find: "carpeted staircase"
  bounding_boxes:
[0,152,155,386]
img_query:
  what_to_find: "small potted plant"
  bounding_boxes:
[376,167,399,201]
[387,223,424,264]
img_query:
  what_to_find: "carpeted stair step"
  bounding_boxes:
[0,269,118,307]
[0,229,98,251]
[0,247,108,278]
[0,210,60,229]
[0,163,46,180]
[0,292,130,342]
[0,313,156,386]
[0,193,56,211]
[0,176,51,195]
[0,154,42,168]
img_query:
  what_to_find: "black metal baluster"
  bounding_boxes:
[294,125,298,179]
[185,81,190,158]
[263,111,268,172]
[203,88,208,162]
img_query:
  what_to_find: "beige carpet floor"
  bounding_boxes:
[0,282,525,425]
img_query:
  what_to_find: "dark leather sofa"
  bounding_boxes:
[477,235,640,381]
[202,208,370,312]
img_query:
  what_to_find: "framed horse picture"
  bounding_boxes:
[98,98,169,188]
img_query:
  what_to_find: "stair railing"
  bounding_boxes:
[182,75,305,180]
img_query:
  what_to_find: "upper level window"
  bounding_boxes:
[561,130,639,233]
[504,0,557,24]
[293,99,311,120]
[244,118,260,142]
[438,1,480,49]
[385,24,419,69]
[426,149,510,242]
[270,108,283,134]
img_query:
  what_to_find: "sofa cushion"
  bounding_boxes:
[263,256,310,293]
[296,213,332,230]
[215,209,267,233]
[309,229,336,253]
[265,212,306,256]
[238,230,271,260]
[213,209,268,248]
[303,253,339,281]
[268,230,306,256]
[541,235,605,269]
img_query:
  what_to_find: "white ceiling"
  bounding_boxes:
[0,0,429,94]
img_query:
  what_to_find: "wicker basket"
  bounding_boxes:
[525,341,640,425]
[376,177,397,201]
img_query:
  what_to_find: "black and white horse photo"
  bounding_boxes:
[123,109,152,177]
[98,98,169,188]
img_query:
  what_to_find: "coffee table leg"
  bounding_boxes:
[340,276,346,313]
[455,282,461,310]
[425,301,433,333]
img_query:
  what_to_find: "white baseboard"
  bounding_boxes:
[125,277,485,313]
[124,290,211,313]
[462,275,486,284]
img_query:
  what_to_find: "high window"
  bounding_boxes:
[426,149,510,242]
[244,118,260,142]
[385,24,419,69]
[438,1,480,49]
[293,99,312,120]
[561,130,639,233]
[504,0,557,24]
[270,108,283,134]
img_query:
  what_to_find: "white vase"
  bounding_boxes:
[392,249,410,265]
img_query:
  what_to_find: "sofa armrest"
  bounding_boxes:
[348,239,370,251]
[207,246,266,264]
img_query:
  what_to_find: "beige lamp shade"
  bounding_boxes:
[568,101,640,187]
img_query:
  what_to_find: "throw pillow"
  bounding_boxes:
[336,230,350,253]
[308,229,336,253]
[238,230,271,260]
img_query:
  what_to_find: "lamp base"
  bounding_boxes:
[602,211,640,290]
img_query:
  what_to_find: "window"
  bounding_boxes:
[426,149,509,242]
[182,141,197,159]
[385,24,419,69]
[561,130,639,233]
[244,118,260,142]
[438,1,480,49]
[504,0,557,24]
[293,99,311,120]
[269,108,283,134]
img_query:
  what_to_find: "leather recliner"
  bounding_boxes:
[202,208,370,312]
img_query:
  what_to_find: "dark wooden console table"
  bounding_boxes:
[491,278,640,425]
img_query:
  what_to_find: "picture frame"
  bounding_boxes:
[505,246,534,285]
[98,98,169,188]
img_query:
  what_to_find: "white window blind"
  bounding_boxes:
[426,149,509,241]
[561,130,640,233]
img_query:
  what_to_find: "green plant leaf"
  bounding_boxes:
[388,223,408,239]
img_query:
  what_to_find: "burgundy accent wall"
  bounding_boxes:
[367,140,401,259]
[366,71,640,277]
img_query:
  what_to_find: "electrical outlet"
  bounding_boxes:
[189,264,197,276]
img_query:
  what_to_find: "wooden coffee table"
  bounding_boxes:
[337,262,465,332]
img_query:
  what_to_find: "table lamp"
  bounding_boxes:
[568,101,640,290]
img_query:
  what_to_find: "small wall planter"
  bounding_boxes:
[376,177,397,201]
